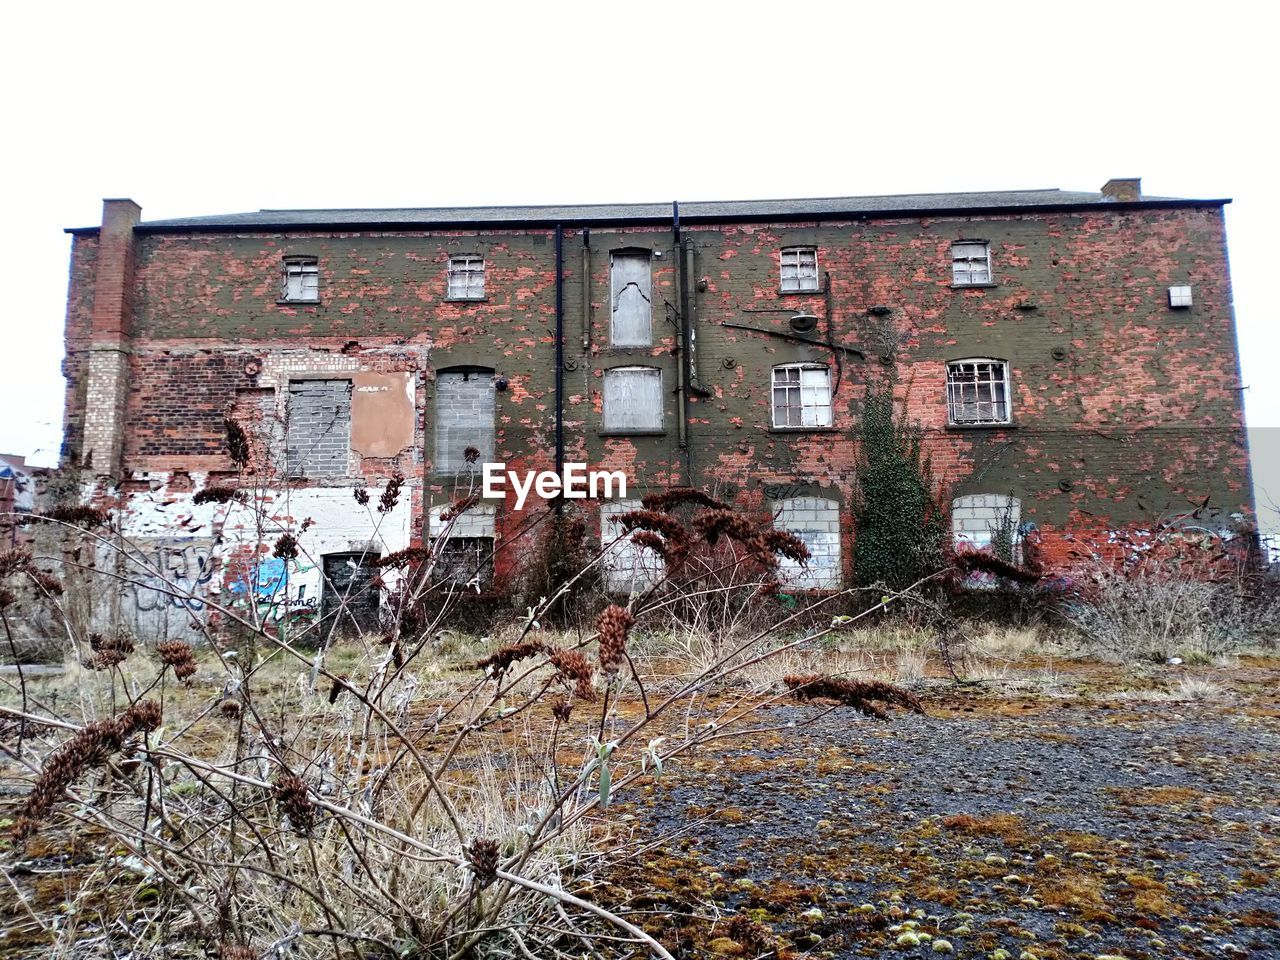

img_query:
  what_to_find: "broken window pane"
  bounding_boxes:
[434,369,495,474]
[780,247,819,292]
[447,255,485,300]
[602,367,662,432]
[281,257,320,302]
[951,241,992,285]
[610,251,652,346]
[946,359,1011,425]
[771,364,832,427]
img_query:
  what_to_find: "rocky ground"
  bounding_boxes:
[604,661,1280,959]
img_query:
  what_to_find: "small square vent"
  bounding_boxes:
[1168,285,1193,308]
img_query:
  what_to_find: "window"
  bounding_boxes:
[946,359,1011,426]
[952,495,1022,555]
[602,367,663,432]
[434,368,495,474]
[772,364,833,428]
[318,552,381,636]
[447,255,485,300]
[429,504,496,589]
[780,246,819,293]
[281,256,319,302]
[286,379,351,477]
[1168,285,1193,308]
[601,499,664,593]
[772,496,841,590]
[436,538,494,588]
[610,251,652,346]
[951,241,992,286]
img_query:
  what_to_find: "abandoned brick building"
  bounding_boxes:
[60,179,1252,634]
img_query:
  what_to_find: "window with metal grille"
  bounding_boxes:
[946,359,1011,425]
[772,364,833,428]
[436,537,494,588]
[780,246,819,293]
[951,241,992,286]
[772,496,841,590]
[602,367,663,432]
[286,379,352,477]
[447,255,485,300]
[434,368,495,474]
[281,256,320,302]
[610,250,652,346]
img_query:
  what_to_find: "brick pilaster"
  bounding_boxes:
[83,199,140,476]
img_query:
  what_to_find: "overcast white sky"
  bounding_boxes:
[3,1,1276,521]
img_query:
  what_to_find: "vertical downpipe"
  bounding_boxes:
[554,225,565,510]
[673,203,689,472]
[581,228,591,351]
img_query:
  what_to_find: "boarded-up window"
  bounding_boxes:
[602,367,663,432]
[610,251,652,346]
[447,255,485,300]
[286,379,351,478]
[953,494,1022,585]
[281,256,319,302]
[601,499,664,594]
[435,369,495,474]
[772,364,833,427]
[780,246,819,292]
[952,494,1021,554]
[318,552,380,636]
[772,496,841,590]
[951,241,992,285]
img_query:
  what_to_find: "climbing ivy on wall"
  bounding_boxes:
[853,380,948,590]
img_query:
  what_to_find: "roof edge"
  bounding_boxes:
[65,196,1232,236]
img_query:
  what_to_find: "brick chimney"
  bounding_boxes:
[82,198,141,477]
[1101,178,1142,202]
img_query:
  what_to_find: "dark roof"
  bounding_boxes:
[67,187,1230,235]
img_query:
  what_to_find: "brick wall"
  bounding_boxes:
[61,201,1253,592]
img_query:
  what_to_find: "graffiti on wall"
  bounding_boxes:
[130,538,216,612]
[228,556,320,619]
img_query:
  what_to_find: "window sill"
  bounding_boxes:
[444,296,488,303]
[768,426,839,434]
[604,344,657,352]
[778,287,823,296]
[277,299,321,306]
[598,429,665,437]
[945,421,1017,431]
[950,282,998,290]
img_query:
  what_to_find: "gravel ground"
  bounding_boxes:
[609,675,1280,959]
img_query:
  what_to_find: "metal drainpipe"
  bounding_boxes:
[825,270,843,397]
[554,225,564,501]
[672,202,688,459]
[683,236,703,393]
[581,228,591,351]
